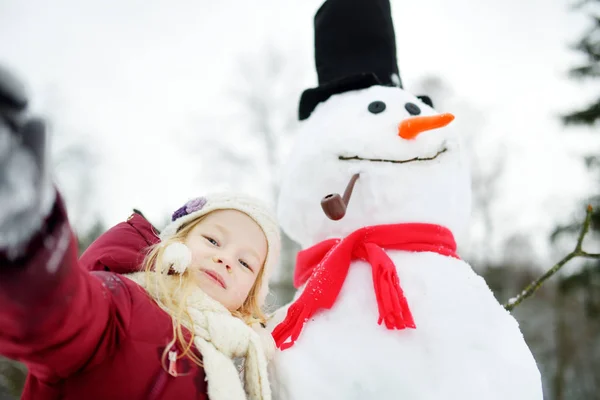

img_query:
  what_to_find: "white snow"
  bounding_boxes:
[269,85,543,399]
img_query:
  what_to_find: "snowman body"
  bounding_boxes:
[269,252,542,400]
[269,85,543,399]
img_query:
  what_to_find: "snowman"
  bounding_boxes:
[267,0,543,399]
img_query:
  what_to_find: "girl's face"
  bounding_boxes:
[184,209,267,311]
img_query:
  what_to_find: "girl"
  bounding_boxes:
[0,66,279,400]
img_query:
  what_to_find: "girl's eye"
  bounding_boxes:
[204,236,219,246]
[239,259,252,271]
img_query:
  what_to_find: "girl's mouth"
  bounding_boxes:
[203,269,227,289]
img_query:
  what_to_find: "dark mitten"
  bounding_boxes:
[0,65,54,254]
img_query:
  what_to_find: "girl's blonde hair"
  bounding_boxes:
[140,213,268,369]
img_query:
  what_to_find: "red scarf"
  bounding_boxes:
[272,223,459,350]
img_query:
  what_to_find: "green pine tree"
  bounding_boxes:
[563,1,600,126]
[561,0,600,255]
[559,0,600,253]
[551,2,600,398]
[558,1,600,311]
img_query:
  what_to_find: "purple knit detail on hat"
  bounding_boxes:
[171,197,207,222]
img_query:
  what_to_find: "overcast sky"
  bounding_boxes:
[1,0,598,263]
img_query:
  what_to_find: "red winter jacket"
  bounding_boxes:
[0,194,209,400]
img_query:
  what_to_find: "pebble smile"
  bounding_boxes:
[338,147,448,164]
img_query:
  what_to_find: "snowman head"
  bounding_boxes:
[277,85,471,248]
[276,0,472,247]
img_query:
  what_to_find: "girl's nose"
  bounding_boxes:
[212,255,233,273]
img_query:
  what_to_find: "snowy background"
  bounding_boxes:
[1,0,599,399]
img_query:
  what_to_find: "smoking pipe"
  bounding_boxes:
[321,173,360,220]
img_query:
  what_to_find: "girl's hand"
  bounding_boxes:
[0,65,54,254]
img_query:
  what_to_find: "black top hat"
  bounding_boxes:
[298,0,401,121]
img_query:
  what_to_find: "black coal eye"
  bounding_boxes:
[405,102,421,116]
[368,101,386,114]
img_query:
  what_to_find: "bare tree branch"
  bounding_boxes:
[505,205,600,311]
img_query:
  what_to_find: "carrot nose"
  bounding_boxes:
[398,113,455,140]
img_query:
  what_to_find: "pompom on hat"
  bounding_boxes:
[158,193,281,306]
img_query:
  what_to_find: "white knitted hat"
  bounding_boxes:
[159,193,280,306]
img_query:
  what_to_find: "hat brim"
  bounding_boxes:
[298,72,382,121]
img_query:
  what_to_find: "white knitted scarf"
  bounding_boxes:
[125,272,272,400]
